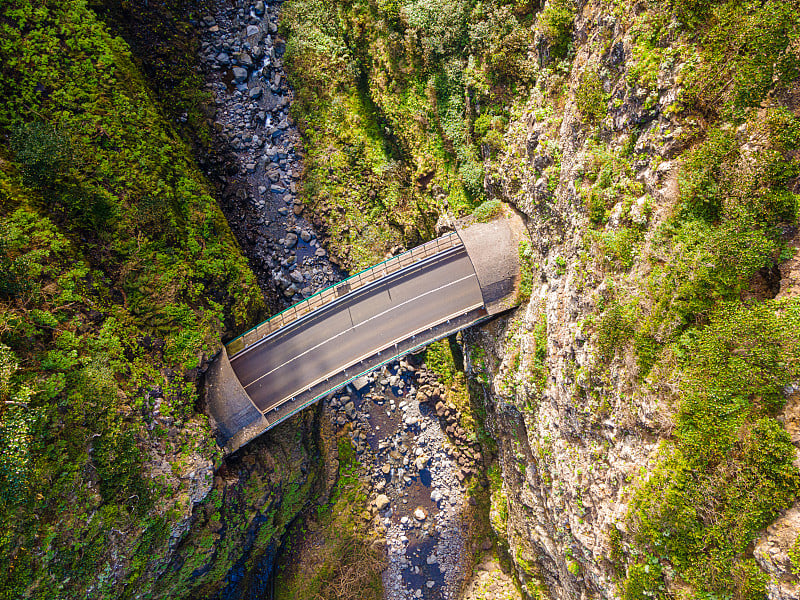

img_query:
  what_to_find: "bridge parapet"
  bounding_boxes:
[226,232,462,357]
[456,205,527,316]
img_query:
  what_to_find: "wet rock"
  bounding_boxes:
[283,232,298,248]
[232,67,248,83]
[248,87,263,100]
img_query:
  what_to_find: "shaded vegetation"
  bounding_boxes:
[0,0,265,598]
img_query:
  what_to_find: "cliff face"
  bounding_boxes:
[0,1,323,598]
[464,1,800,598]
[279,0,800,596]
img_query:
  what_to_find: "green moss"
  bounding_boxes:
[472,199,503,222]
[627,301,800,598]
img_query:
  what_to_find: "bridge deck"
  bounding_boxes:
[205,209,526,454]
[230,244,484,414]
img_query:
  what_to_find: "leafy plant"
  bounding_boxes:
[10,121,72,188]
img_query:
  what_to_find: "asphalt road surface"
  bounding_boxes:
[229,247,484,413]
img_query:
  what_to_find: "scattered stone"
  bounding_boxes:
[232,67,248,83]
[375,494,390,511]
[283,232,298,248]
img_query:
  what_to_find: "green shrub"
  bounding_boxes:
[517,239,534,304]
[678,128,738,223]
[575,71,606,124]
[10,121,71,188]
[539,0,576,59]
[596,300,635,360]
[628,302,800,598]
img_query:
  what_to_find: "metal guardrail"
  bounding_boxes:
[226,232,463,357]
[261,304,490,432]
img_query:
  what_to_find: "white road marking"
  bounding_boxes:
[243,272,480,391]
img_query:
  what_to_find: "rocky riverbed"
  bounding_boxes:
[197,0,340,306]
[324,357,489,599]
[194,0,494,597]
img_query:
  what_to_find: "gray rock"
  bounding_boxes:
[375,494,390,511]
[216,52,230,66]
[284,232,298,248]
[248,86,263,100]
[246,24,260,37]
[254,1,266,15]
[238,52,254,68]
[232,67,248,83]
[300,230,312,242]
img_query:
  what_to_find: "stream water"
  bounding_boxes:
[195,1,483,597]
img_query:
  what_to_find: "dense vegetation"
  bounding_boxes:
[0,0,264,597]
[578,0,800,597]
[281,0,564,268]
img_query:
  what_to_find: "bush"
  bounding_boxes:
[10,121,71,187]
[624,559,665,600]
[575,71,607,124]
[628,302,800,598]
[402,0,470,58]
[539,0,575,59]
[678,128,738,223]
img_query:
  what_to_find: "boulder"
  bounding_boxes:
[232,67,248,84]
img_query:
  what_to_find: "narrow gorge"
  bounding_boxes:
[0,0,799,599]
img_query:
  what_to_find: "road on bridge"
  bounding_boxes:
[229,245,484,414]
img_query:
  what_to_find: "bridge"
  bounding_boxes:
[205,208,526,453]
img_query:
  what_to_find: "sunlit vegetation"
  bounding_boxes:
[0,0,264,597]
[282,0,570,269]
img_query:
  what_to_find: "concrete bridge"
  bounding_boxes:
[205,209,526,453]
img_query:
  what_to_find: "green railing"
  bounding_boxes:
[226,232,462,357]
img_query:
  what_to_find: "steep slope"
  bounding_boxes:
[464,1,800,598]
[281,0,800,598]
[0,1,320,598]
